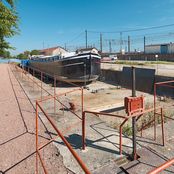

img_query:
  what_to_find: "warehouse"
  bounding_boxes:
[145,42,174,54]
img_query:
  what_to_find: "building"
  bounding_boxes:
[76,47,99,54]
[145,43,174,54]
[39,46,67,56]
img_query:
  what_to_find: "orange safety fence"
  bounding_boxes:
[10,64,172,173]
[11,64,84,119]
[147,80,174,174]
[36,101,91,174]
[10,65,90,173]
[82,106,165,157]
[147,158,174,174]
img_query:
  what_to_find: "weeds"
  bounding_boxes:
[122,124,132,136]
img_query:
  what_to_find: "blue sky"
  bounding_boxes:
[9,0,174,54]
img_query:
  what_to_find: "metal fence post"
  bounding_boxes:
[132,66,137,160]
[81,88,84,117]
[82,112,86,150]
[161,108,165,146]
[36,102,39,174]
[54,76,56,115]
[33,70,35,91]
[154,83,157,141]
[41,72,43,100]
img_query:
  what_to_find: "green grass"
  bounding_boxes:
[122,124,132,136]
[115,60,174,66]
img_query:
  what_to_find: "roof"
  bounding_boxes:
[40,46,59,52]
[76,47,98,52]
[39,46,67,55]
[146,42,174,47]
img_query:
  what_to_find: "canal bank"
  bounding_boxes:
[100,67,174,97]
[0,64,69,173]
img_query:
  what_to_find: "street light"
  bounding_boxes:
[155,55,159,75]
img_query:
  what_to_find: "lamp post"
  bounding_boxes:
[155,55,159,75]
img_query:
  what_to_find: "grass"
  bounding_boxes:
[115,60,174,66]
[122,124,132,136]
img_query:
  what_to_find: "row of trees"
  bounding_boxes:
[16,50,40,59]
[0,0,19,57]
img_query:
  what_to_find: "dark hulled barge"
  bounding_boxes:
[28,48,101,83]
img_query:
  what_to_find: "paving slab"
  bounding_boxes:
[0,64,69,174]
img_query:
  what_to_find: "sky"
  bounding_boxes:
[8,0,174,55]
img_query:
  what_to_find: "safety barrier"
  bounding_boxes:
[11,65,84,118]
[10,65,90,173]
[35,100,91,174]
[10,64,171,173]
[82,106,164,157]
[147,158,174,174]
[147,80,174,174]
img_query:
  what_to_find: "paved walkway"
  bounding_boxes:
[0,64,68,174]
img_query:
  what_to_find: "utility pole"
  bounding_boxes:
[144,36,146,53]
[43,42,45,49]
[120,32,123,53]
[85,30,88,48]
[128,36,130,53]
[109,40,112,53]
[100,33,103,52]
[64,43,67,50]
[132,66,137,160]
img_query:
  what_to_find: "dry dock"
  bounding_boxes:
[1,63,174,173]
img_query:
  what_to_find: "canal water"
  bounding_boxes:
[0,58,21,64]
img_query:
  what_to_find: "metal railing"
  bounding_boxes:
[147,80,174,174]
[36,100,91,174]
[147,158,174,174]
[10,65,90,173]
[10,64,173,173]
[82,106,164,157]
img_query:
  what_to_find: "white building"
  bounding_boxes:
[76,48,99,54]
[39,46,68,56]
[145,43,174,54]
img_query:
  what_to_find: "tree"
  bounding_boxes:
[0,0,19,57]
[17,50,31,60]
[5,0,15,7]
[23,50,30,57]
[30,49,40,56]
[3,50,11,58]
[17,53,26,59]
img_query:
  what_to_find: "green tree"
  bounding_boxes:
[30,49,40,56]
[3,50,11,58]
[0,0,19,57]
[17,53,26,59]
[24,50,30,57]
[17,50,31,59]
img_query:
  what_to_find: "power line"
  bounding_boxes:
[66,31,84,44]
[88,23,174,34]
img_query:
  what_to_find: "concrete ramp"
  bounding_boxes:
[89,102,124,112]
[121,67,155,93]
[54,114,133,174]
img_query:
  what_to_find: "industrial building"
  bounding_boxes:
[145,42,174,54]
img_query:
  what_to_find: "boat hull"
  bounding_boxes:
[28,53,101,82]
